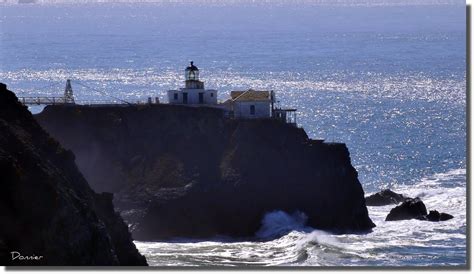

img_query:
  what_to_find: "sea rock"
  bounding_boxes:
[439,212,455,221]
[385,197,454,222]
[0,83,147,266]
[36,101,376,240]
[365,189,409,206]
[385,198,427,221]
[421,210,454,222]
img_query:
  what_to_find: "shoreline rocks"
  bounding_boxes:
[385,197,453,222]
[0,83,147,266]
[385,197,427,221]
[420,210,454,222]
[365,189,408,206]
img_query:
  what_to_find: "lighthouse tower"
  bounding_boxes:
[167,62,218,105]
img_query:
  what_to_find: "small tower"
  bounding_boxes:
[184,61,204,89]
[64,79,75,104]
[167,62,217,105]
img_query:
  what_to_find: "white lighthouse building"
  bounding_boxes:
[167,62,218,105]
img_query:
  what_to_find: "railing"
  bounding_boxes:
[18,97,160,106]
[18,97,74,105]
[16,79,136,106]
[75,100,125,105]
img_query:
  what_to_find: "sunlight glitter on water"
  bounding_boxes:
[1,69,465,104]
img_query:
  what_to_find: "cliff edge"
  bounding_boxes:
[36,103,375,240]
[0,83,147,266]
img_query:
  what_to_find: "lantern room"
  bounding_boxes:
[185,61,200,81]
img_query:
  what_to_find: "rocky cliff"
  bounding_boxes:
[36,102,375,240]
[0,83,147,266]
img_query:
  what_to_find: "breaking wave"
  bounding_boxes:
[255,210,309,239]
[135,168,466,266]
[135,210,344,266]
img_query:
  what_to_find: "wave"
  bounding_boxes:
[134,210,344,266]
[135,169,466,266]
[252,210,346,265]
[388,168,465,212]
[255,210,309,239]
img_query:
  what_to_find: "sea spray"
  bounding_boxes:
[135,168,466,266]
[254,210,342,249]
[295,230,343,251]
[255,210,309,239]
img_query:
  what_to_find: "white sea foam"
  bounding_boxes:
[135,168,466,266]
[255,210,309,239]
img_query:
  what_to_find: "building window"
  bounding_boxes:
[250,105,255,115]
[211,93,214,97]
[174,93,178,100]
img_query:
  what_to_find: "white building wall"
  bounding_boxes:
[204,89,218,104]
[167,90,180,104]
[167,88,218,105]
[234,101,270,118]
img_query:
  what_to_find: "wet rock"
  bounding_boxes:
[385,198,454,222]
[0,83,147,266]
[422,210,454,222]
[439,213,455,221]
[365,189,409,206]
[385,198,427,221]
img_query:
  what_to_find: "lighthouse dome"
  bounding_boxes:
[185,61,199,81]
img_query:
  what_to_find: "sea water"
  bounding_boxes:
[0,0,466,266]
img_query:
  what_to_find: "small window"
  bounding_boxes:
[250,105,255,115]
[174,93,178,100]
[211,93,214,97]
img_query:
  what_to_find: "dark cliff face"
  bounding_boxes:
[36,103,375,240]
[0,83,147,266]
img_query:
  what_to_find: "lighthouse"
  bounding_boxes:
[167,62,218,105]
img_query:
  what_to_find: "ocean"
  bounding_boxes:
[0,0,466,267]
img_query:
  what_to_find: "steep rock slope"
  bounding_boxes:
[0,83,147,266]
[36,103,375,240]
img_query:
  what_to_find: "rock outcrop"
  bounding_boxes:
[420,210,454,222]
[385,198,453,222]
[365,189,408,206]
[0,83,147,266]
[36,102,375,240]
[385,198,427,221]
